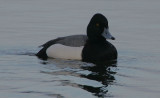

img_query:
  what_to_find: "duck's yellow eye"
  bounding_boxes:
[96,23,100,27]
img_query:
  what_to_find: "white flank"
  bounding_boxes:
[46,44,83,60]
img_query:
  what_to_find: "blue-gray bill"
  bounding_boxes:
[102,28,115,40]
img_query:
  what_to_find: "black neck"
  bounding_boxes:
[87,36,106,43]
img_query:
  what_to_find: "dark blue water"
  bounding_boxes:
[0,0,160,98]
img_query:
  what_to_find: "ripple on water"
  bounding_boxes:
[37,58,118,97]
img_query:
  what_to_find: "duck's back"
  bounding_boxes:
[36,35,87,60]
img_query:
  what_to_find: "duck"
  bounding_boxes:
[36,13,117,64]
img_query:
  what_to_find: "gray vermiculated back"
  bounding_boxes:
[56,35,87,47]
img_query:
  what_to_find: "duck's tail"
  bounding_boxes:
[36,47,48,60]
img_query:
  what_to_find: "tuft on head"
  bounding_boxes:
[89,13,108,26]
[87,13,109,40]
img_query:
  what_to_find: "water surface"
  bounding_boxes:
[0,0,160,98]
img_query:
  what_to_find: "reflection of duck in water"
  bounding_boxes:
[80,61,117,97]
[36,13,117,65]
[41,59,117,97]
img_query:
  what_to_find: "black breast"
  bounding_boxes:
[82,40,117,65]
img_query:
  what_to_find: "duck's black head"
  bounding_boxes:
[87,13,115,41]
